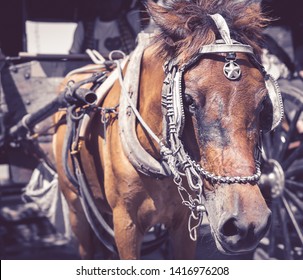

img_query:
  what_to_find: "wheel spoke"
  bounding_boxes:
[268,202,278,257]
[291,132,303,144]
[277,109,302,161]
[285,179,303,191]
[283,142,303,170]
[285,189,303,214]
[272,127,286,159]
[285,166,303,178]
[281,196,303,247]
[277,199,293,259]
[287,108,302,137]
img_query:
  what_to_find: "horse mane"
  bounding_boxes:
[147,0,269,64]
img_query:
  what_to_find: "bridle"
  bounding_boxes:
[161,39,264,182]
[151,13,277,239]
[116,13,278,240]
[159,41,264,240]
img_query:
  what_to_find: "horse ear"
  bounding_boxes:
[146,1,187,40]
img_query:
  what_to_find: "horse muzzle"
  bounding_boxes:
[214,208,271,254]
[205,183,271,254]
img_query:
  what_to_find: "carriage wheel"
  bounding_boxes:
[259,81,303,260]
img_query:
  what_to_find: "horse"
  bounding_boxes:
[53,0,283,259]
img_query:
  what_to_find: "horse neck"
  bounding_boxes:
[137,46,165,158]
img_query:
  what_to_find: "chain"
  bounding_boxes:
[190,155,261,185]
[160,143,205,241]
[161,63,206,241]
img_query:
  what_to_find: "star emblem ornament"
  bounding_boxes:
[223,60,241,80]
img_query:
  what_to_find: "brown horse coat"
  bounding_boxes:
[53,0,272,259]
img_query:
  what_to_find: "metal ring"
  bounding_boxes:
[109,50,126,61]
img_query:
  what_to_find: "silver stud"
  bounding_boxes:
[223,61,241,80]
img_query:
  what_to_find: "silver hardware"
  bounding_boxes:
[223,60,241,80]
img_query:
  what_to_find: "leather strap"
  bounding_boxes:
[118,33,171,177]
[199,43,254,55]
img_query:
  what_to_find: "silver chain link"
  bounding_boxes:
[190,155,262,185]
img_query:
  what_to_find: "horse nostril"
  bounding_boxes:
[221,217,239,237]
[217,210,271,252]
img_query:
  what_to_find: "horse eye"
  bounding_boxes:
[184,94,195,106]
[260,95,269,111]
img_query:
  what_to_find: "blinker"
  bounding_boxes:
[223,52,241,80]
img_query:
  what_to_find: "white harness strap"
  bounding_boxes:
[199,43,254,54]
[118,32,171,177]
[209,14,233,45]
[78,58,128,138]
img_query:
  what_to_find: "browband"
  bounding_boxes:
[199,43,254,55]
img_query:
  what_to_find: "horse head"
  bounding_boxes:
[148,0,282,254]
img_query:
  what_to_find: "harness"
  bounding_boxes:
[63,14,284,250]
[120,14,282,240]
[63,37,170,255]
